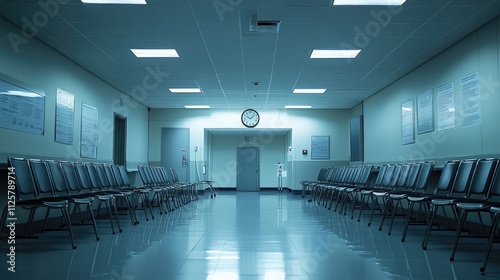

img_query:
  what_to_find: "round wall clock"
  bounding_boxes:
[241,108,260,128]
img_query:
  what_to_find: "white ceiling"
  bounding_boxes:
[1,0,499,109]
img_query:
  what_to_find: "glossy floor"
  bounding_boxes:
[1,191,499,280]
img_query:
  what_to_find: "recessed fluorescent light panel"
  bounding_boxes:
[82,0,147,4]
[184,105,211,109]
[333,0,406,5]
[310,49,361,59]
[130,49,179,58]
[169,88,202,93]
[293,89,326,94]
[284,105,312,109]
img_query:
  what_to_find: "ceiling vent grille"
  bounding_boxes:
[249,14,281,33]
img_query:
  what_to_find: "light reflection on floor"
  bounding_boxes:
[1,191,499,280]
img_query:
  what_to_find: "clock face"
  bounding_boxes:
[241,109,260,128]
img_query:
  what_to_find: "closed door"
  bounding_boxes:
[161,128,189,183]
[236,147,260,191]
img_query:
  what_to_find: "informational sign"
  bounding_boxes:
[401,98,415,145]
[81,103,98,159]
[311,135,330,160]
[437,82,455,131]
[55,88,75,144]
[460,72,481,128]
[417,90,434,134]
[0,79,44,135]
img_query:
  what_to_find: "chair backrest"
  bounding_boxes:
[380,164,396,188]
[343,166,356,185]
[146,167,159,185]
[317,168,329,182]
[29,159,55,197]
[85,163,104,191]
[154,167,165,184]
[448,160,476,197]
[404,162,422,190]
[414,161,434,192]
[111,164,125,188]
[45,160,71,195]
[161,167,172,185]
[486,162,500,198]
[103,164,119,189]
[137,165,152,186]
[466,158,497,199]
[330,167,342,183]
[95,163,112,190]
[8,157,39,198]
[118,165,131,187]
[373,165,388,187]
[334,167,346,184]
[395,163,412,189]
[74,162,94,192]
[433,160,460,195]
[170,168,180,184]
[353,166,365,185]
[60,161,83,193]
[322,167,333,183]
[357,165,373,187]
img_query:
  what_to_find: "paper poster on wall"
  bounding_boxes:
[460,72,481,128]
[0,78,45,135]
[437,82,455,131]
[417,90,434,134]
[55,88,75,144]
[401,98,415,145]
[81,103,98,159]
[311,136,330,160]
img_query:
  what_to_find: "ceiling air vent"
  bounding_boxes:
[249,14,281,33]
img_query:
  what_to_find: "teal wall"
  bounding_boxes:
[0,17,149,173]
[210,133,287,189]
[148,108,350,190]
[361,18,500,166]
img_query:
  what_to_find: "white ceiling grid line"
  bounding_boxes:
[0,0,499,109]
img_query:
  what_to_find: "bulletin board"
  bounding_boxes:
[311,135,330,160]
[0,77,45,135]
[401,98,415,145]
[80,103,98,159]
[55,88,75,144]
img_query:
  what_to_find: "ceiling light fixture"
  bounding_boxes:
[293,89,326,94]
[284,105,312,109]
[82,0,147,4]
[333,0,406,5]
[184,105,211,109]
[310,49,361,59]
[130,49,179,58]
[169,88,202,93]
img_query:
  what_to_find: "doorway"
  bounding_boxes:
[161,128,190,183]
[113,114,126,166]
[236,147,260,191]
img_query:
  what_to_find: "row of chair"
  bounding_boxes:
[302,158,500,273]
[1,157,196,250]
[136,165,198,216]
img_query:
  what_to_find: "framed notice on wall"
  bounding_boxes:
[81,103,98,159]
[437,82,455,131]
[401,98,415,145]
[0,78,45,135]
[55,88,75,144]
[311,135,330,160]
[417,90,434,134]
[460,72,481,128]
